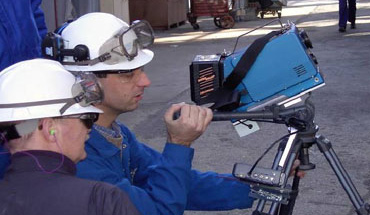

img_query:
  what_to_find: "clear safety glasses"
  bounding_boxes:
[0,72,103,115]
[99,20,154,63]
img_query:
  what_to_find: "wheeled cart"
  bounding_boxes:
[187,0,235,29]
[257,0,286,19]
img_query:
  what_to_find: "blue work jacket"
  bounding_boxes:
[77,122,254,215]
[0,146,9,179]
[0,0,47,71]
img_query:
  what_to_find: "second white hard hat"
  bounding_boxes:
[60,12,154,72]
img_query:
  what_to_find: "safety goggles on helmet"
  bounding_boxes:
[99,20,154,63]
[0,72,103,115]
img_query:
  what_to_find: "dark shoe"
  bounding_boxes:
[338,26,346,32]
[351,22,356,29]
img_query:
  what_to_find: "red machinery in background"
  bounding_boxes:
[187,0,235,29]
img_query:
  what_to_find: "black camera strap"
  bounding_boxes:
[211,30,281,110]
[224,30,281,90]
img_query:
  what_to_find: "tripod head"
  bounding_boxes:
[213,97,370,215]
[212,97,319,172]
[211,96,316,132]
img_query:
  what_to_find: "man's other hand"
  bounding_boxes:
[164,103,213,147]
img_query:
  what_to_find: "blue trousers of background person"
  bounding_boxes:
[339,0,356,30]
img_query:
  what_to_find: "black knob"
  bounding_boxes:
[73,45,90,61]
[299,30,313,49]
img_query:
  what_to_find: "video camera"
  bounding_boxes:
[188,21,370,215]
[190,21,325,112]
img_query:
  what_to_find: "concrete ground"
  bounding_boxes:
[119,0,370,214]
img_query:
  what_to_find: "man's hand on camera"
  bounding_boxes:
[164,103,213,147]
[289,159,306,178]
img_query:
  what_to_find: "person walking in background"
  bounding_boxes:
[338,0,357,32]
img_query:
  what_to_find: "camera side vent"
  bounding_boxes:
[293,64,307,77]
[198,66,216,98]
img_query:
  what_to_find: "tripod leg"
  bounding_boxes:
[254,133,299,214]
[316,135,370,215]
[275,143,302,215]
[279,142,313,215]
[270,132,303,215]
[270,136,303,215]
[278,174,300,215]
[255,137,287,213]
[252,130,306,215]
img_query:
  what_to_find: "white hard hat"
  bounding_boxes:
[60,12,154,72]
[0,59,103,123]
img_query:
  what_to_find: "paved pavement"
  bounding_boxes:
[119,0,370,214]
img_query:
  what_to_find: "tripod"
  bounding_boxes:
[212,101,370,215]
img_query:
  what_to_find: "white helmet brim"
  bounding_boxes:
[63,48,154,72]
[0,103,102,123]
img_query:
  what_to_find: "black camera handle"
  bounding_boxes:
[211,105,370,215]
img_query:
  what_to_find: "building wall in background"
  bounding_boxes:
[41,0,129,31]
[100,0,130,24]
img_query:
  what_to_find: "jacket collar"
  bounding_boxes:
[10,150,76,175]
[86,127,121,158]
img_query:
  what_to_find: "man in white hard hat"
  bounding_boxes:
[44,12,253,215]
[0,59,140,215]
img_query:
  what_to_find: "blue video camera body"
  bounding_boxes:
[190,22,325,112]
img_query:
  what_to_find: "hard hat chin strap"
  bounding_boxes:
[62,53,112,66]
[0,98,72,109]
[59,94,86,114]
[0,97,77,115]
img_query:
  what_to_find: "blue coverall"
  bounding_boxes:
[77,122,255,215]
